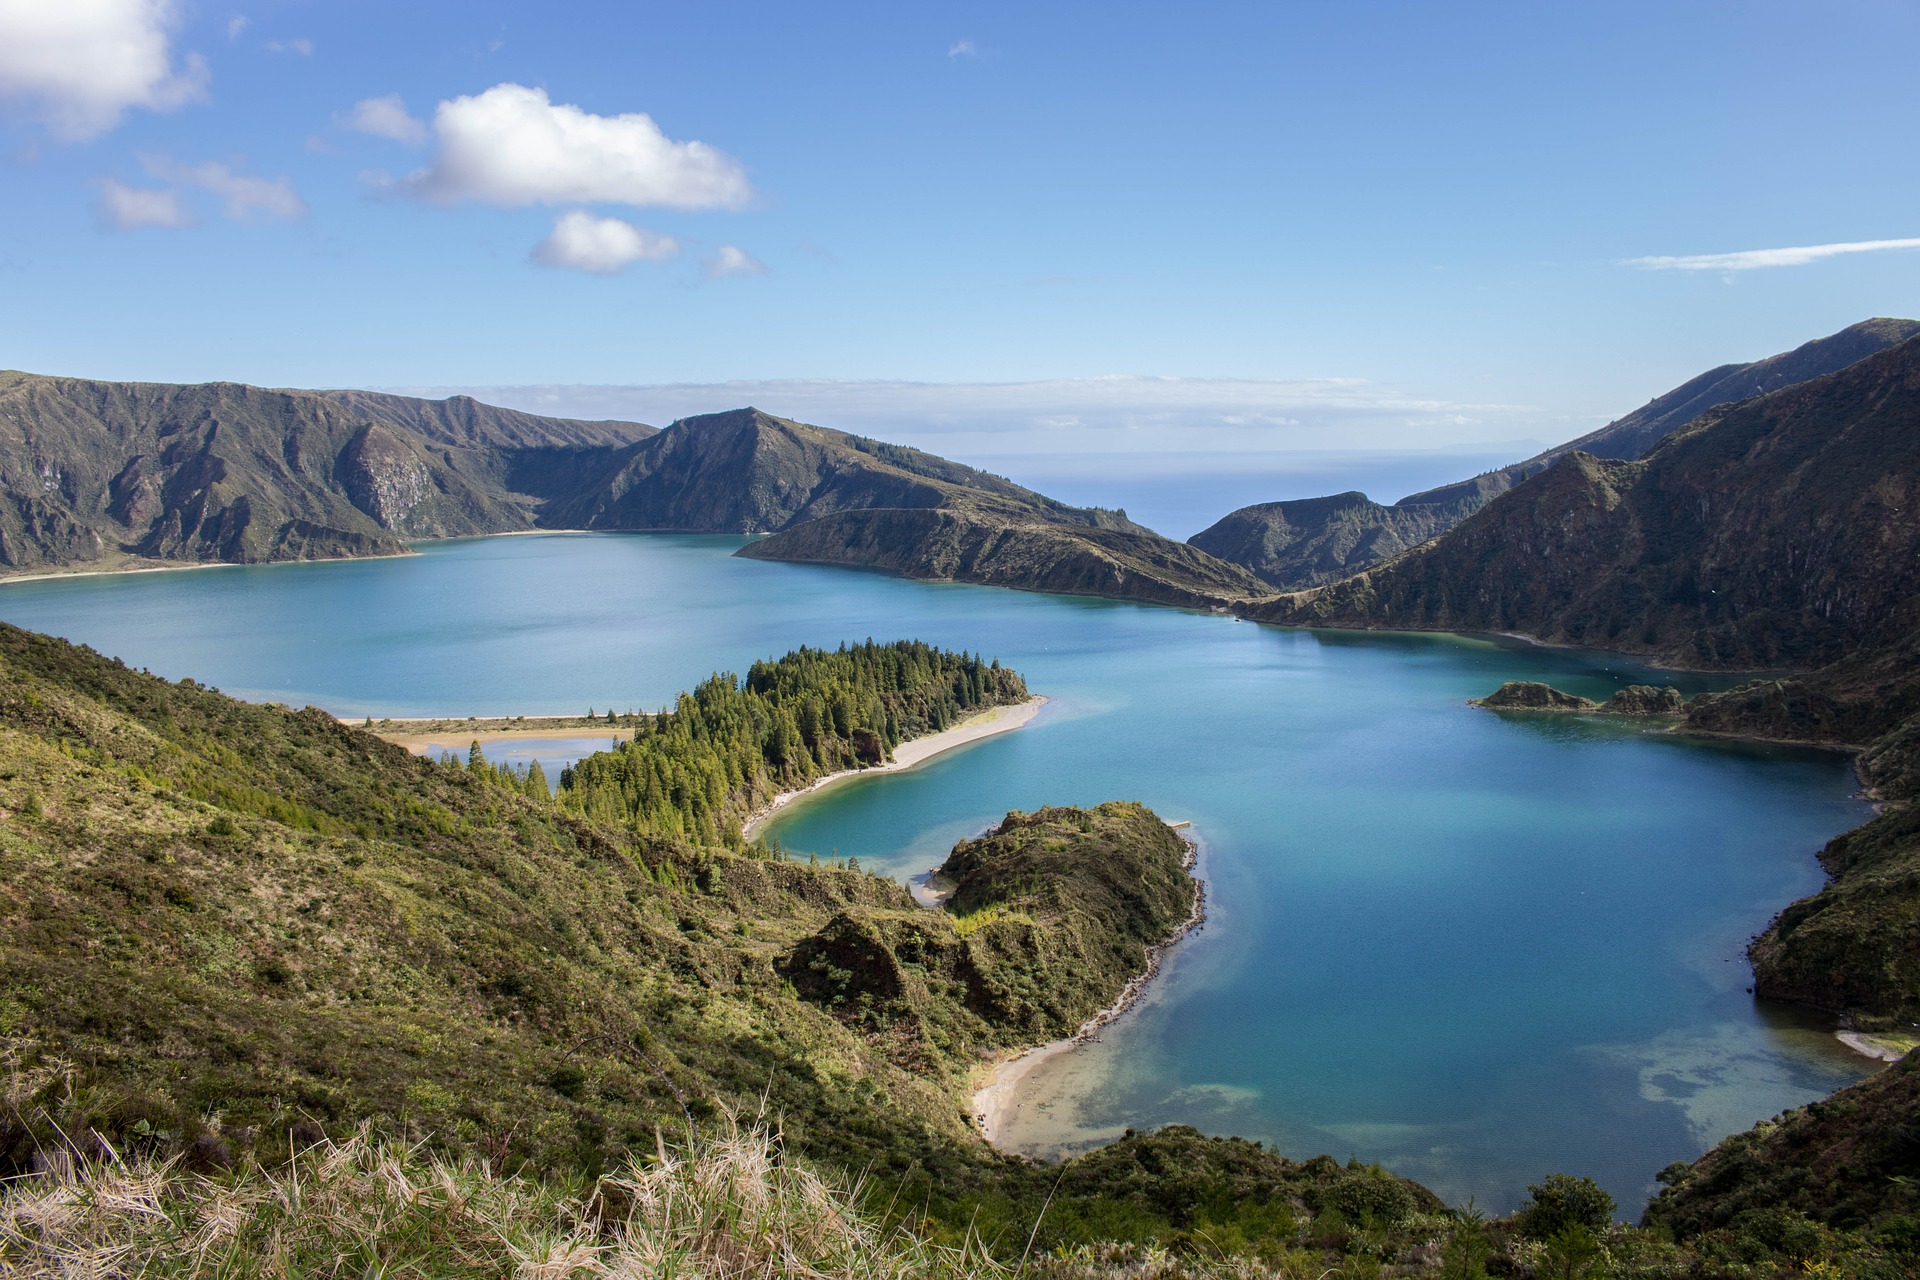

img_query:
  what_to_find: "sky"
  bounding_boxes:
[3,0,1918,525]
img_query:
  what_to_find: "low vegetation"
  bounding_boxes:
[8,616,1920,1275]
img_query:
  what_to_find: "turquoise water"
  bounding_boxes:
[0,533,1874,1212]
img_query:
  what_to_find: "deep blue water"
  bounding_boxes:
[0,533,1874,1211]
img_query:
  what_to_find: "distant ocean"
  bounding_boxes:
[954,448,1537,541]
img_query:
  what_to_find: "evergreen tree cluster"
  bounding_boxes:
[554,640,1027,848]
[446,743,553,803]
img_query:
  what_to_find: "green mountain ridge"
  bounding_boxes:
[1240,333,1920,671]
[0,372,657,571]
[1191,318,1920,590]
[0,381,1264,608]
[737,504,1272,608]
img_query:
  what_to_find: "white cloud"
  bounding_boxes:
[532,210,679,275]
[342,94,427,146]
[94,177,193,229]
[226,15,248,41]
[948,38,978,58]
[402,83,752,210]
[142,155,307,221]
[1624,237,1920,272]
[704,244,766,279]
[0,0,209,140]
[265,36,313,56]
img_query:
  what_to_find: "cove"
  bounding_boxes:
[0,532,1875,1212]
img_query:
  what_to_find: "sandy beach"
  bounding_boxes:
[741,696,1047,840]
[971,830,1206,1145]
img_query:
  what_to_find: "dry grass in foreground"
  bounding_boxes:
[0,1119,1006,1279]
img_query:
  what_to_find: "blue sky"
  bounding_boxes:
[3,0,1918,493]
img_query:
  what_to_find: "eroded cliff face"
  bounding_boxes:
[338,425,436,534]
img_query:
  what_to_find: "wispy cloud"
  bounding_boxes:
[383,375,1536,455]
[948,38,978,58]
[265,36,314,56]
[141,155,307,221]
[226,16,249,41]
[340,93,427,146]
[704,244,766,280]
[1624,237,1920,272]
[94,177,193,230]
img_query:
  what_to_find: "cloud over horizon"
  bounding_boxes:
[382,374,1538,456]
[1625,237,1920,272]
[0,0,209,140]
[401,83,753,210]
[533,211,679,275]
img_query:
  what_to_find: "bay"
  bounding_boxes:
[0,532,1873,1212]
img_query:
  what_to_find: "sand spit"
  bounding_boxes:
[741,697,1047,840]
[379,725,632,752]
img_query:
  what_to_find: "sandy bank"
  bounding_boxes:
[741,696,1047,840]
[1837,1030,1918,1063]
[971,830,1206,1145]
[379,725,631,752]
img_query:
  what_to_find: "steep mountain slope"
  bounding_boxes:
[1193,318,1920,588]
[1184,490,1459,590]
[1241,334,1920,671]
[737,506,1271,607]
[0,379,1256,610]
[542,406,1274,605]
[539,406,1129,534]
[0,372,655,573]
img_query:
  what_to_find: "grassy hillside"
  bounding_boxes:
[1643,1053,1920,1259]
[1192,318,1920,590]
[11,622,1920,1271]
[0,619,1477,1270]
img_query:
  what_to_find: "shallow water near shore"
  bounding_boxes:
[0,532,1875,1212]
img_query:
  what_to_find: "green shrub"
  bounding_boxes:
[1517,1173,1616,1239]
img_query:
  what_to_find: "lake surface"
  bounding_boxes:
[0,533,1874,1212]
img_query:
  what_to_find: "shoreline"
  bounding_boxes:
[0,549,418,587]
[970,830,1208,1146]
[1836,1030,1918,1063]
[378,724,635,752]
[741,696,1047,840]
